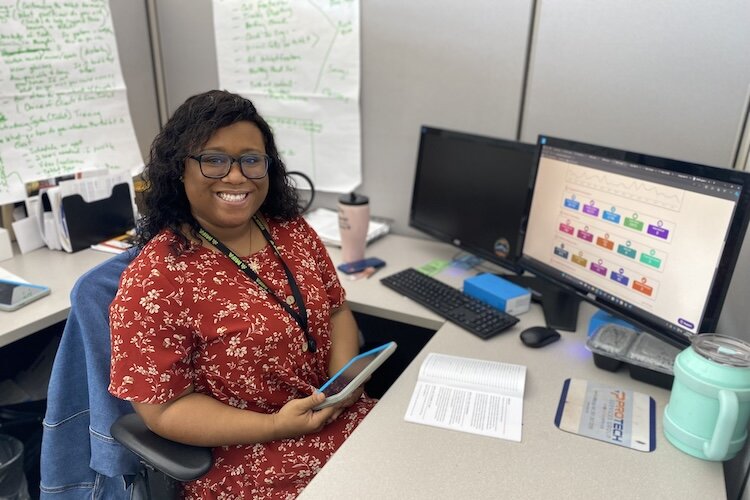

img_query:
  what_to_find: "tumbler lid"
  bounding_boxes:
[339,192,369,206]
[692,334,750,367]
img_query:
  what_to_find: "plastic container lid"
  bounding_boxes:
[692,334,750,368]
[339,192,369,205]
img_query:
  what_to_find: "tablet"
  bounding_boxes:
[314,341,397,410]
[0,279,50,312]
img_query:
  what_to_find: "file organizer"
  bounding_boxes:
[61,183,135,252]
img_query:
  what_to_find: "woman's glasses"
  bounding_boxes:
[188,153,271,179]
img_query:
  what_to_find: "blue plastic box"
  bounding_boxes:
[463,273,531,315]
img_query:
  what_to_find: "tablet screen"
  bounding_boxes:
[322,354,378,397]
[319,342,396,398]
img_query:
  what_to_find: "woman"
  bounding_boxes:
[108,90,376,498]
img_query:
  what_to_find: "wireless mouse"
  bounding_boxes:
[520,326,561,348]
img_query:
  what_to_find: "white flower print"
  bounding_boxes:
[139,289,161,314]
[109,221,373,499]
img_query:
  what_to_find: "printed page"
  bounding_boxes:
[418,353,526,397]
[404,380,523,441]
[404,353,526,441]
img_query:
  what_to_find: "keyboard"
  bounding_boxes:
[380,268,520,339]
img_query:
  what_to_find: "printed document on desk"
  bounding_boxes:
[304,207,390,247]
[405,353,526,441]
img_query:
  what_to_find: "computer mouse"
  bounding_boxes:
[520,326,561,348]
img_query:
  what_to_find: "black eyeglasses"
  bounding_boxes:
[188,153,271,179]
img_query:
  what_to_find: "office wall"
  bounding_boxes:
[109,0,161,161]
[521,0,750,168]
[154,0,534,235]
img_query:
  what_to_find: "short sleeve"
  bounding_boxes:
[300,218,346,310]
[108,238,195,404]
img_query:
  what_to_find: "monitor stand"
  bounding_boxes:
[501,275,581,331]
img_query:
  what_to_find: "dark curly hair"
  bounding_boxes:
[136,89,301,252]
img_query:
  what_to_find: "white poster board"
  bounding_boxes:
[213,0,361,192]
[0,0,143,204]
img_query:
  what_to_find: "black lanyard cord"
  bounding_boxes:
[197,216,316,353]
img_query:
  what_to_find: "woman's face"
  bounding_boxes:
[183,121,270,234]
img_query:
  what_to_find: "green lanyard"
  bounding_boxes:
[197,216,315,353]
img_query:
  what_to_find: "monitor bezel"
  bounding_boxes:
[518,135,750,347]
[409,126,536,275]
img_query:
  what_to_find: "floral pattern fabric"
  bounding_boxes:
[108,217,375,499]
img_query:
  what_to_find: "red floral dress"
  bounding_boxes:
[108,216,376,499]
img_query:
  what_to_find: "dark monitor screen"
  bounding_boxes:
[520,136,750,347]
[410,126,536,273]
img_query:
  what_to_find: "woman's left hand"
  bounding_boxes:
[328,384,365,422]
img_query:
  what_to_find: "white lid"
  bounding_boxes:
[693,334,750,367]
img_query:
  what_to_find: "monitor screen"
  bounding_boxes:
[410,126,536,273]
[520,136,750,347]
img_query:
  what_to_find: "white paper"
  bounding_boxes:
[0,0,143,204]
[404,353,526,441]
[304,207,389,247]
[213,0,361,192]
[11,216,45,254]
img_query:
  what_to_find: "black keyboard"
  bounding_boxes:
[380,268,520,339]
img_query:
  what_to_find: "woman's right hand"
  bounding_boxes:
[272,392,338,440]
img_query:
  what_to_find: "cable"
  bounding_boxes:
[287,171,315,213]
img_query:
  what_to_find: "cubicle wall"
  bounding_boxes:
[149,0,750,234]
[109,0,161,161]
[521,0,750,169]
[153,0,534,236]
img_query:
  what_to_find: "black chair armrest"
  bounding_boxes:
[110,413,213,482]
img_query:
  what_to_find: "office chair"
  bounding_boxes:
[110,413,212,499]
[41,251,212,500]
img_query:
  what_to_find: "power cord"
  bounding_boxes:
[287,171,315,214]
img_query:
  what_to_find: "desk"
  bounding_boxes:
[0,248,110,348]
[0,236,726,498]
[301,234,726,499]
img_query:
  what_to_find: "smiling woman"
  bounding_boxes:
[108,90,376,499]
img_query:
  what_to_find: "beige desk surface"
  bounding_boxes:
[301,234,725,499]
[0,236,725,498]
[0,247,111,348]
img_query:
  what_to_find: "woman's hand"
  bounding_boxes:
[272,392,338,440]
[328,384,365,421]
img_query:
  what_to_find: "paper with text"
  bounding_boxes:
[405,353,526,441]
[213,0,361,192]
[0,0,143,204]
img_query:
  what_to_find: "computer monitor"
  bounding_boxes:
[410,126,536,274]
[520,136,750,347]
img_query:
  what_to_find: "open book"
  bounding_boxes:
[404,353,526,441]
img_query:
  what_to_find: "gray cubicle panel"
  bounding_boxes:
[153,0,534,235]
[520,0,750,169]
[109,0,162,161]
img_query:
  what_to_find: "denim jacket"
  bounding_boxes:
[40,251,139,499]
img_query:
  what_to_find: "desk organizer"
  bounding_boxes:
[586,314,682,389]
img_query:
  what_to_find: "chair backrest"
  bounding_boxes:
[42,249,212,500]
[41,251,139,499]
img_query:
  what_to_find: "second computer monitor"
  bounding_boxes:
[520,136,750,346]
[410,126,536,273]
